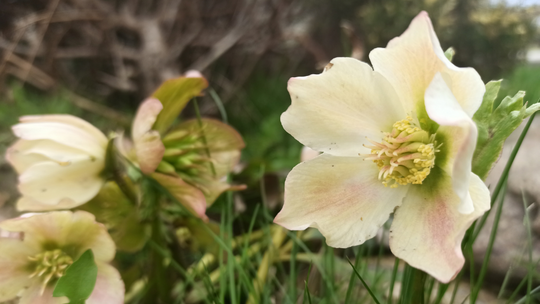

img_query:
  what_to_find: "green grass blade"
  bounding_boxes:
[290,234,299,303]
[304,263,313,304]
[345,247,365,304]
[470,179,508,303]
[521,190,533,304]
[347,257,382,304]
[209,88,229,123]
[515,286,540,304]
[388,258,400,304]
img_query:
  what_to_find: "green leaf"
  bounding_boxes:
[53,249,98,304]
[472,80,539,180]
[152,76,209,134]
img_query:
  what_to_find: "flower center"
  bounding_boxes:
[28,249,73,293]
[364,116,439,188]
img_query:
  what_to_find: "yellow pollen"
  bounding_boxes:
[28,249,73,295]
[365,116,439,188]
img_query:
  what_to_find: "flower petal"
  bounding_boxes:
[86,263,125,304]
[369,11,485,118]
[274,154,408,247]
[18,285,66,304]
[6,139,92,174]
[12,119,106,158]
[389,171,490,283]
[0,211,116,262]
[17,156,105,209]
[151,172,208,221]
[20,115,108,146]
[425,73,478,214]
[132,98,166,174]
[281,57,406,157]
[0,238,36,301]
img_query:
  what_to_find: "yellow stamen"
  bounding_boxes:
[366,116,439,188]
[27,249,73,295]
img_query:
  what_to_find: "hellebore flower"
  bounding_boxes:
[6,115,108,211]
[274,11,490,282]
[131,72,244,220]
[0,211,124,303]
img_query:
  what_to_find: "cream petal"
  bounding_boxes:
[12,121,105,158]
[20,115,108,146]
[281,57,406,157]
[18,285,67,304]
[274,154,408,247]
[0,238,35,301]
[425,73,478,214]
[6,139,92,174]
[132,98,165,174]
[389,171,490,283]
[86,263,125,304]
[369,11,485,118]
[6,140,49,173]
[17,156,105,209]
[0,211,116,262]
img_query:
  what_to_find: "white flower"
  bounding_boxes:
[0,211,124,303]
[274,12,490,282]
[6,115,108,211]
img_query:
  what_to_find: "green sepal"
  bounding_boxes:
[444,47,455,61]
[472,80,539,180]
[152,76,209,135]
[53,249,98,304]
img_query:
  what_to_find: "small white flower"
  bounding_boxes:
[6,115,108,211]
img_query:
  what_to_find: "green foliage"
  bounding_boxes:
[53,249,98,304]
[472,80,539,180]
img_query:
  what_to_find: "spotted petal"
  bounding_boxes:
[281,57,406,157]
[16,155,105,210]
[389,171,490,283]
[274,154,408,247]
[369,11,485,119]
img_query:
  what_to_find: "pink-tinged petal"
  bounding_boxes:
[17,156,105,210]
[281,57,406,157]
[86,263,125,304]
[300,146,320,162]
[20,115,108,146]
[151,172,208,221]
[0,211,116,262]
[425,73,478,214]
[0,238,36,301]
[274,154,408,247]
[389,171,490,283]
[12,121,105,158]
[369,11,485,118]
[18,285,66,304]
[6,139,92,174]
[132,98,165,174]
